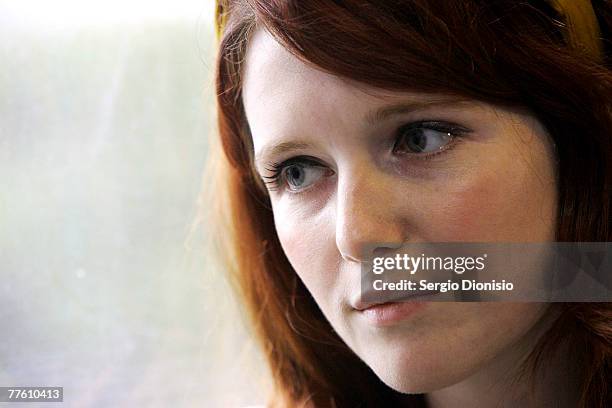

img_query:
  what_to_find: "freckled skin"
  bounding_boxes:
[242,29,558,398]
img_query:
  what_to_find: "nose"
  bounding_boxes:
[335,164,407,263]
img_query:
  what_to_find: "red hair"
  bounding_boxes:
[212,1,612,406]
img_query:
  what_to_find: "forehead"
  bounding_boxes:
[242,29,370,130]
[240,29,473,159]
[242,30,416,153]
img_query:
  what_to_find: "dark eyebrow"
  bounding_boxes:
[255,97,468,169]
[255,141,311,167]
[365,97,467,126]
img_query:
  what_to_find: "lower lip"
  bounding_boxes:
[359,301,427,326]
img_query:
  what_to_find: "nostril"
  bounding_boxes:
[334,170,408,263]
[340,252,361,263]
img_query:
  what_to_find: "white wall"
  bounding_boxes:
[0,1,268,406]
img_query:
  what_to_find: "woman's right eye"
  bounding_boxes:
[264,157,332,193]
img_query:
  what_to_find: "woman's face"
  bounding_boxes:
[242,30,558,393]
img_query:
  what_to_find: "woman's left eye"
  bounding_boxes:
[393,121,466,155]
[262,121,468,194]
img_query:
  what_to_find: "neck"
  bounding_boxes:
[425,306,580,408]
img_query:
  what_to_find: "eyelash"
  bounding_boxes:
[393,120,468,158]
[262,120,470,192]
[262,156,324,192]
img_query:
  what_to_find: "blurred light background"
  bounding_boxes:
[0,1,267,406]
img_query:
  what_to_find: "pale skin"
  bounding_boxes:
[242,29,577,407]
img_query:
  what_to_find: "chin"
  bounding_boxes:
[355,333,487,394]
[371,360,464,394]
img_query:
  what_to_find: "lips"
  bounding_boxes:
[357,300,429,326]
[351,289,440,311]
[353,297,407,312]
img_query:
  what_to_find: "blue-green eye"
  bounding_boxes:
[263,156,331,192]
[261,121,469,193]
[282,163,327,191]
[393,121,467,155]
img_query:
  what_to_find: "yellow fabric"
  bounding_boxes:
[549,0,604,60]
[215,0,228,42]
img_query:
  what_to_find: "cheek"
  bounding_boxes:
[420,152,557,242]
[272,199,338,292]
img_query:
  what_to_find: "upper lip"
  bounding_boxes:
[351,289,440,311]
